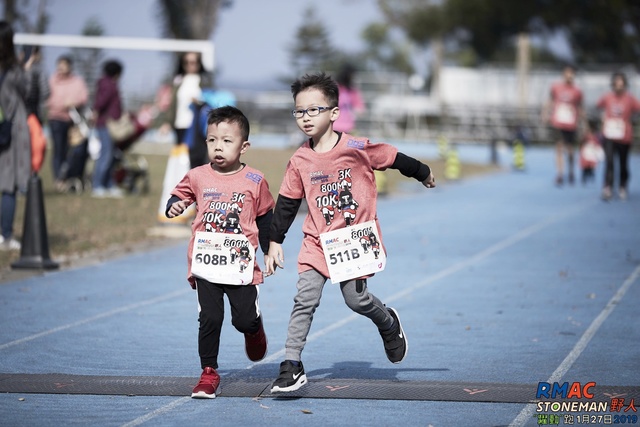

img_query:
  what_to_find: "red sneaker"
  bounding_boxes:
[191,367,220,399]
[244,319,268,362]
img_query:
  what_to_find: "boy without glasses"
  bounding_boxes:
[265,72,436,393]
[166,106,275,398]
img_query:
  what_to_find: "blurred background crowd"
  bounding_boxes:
[1,0,640,254]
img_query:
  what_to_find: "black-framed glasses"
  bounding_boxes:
[291,106,333,118]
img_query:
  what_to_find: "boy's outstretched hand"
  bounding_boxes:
[264,242,285,276]
[167,200,190,218]
[422,172,436,188]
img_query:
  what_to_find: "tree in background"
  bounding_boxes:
[72,18,105,102]
[376,0,640,67]
[2,0,49,34]
[287,6,336,78]
[156,0,231,81]
[360,22,414,75]
[157,0,231,40]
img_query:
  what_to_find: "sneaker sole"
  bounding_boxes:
[270,374,308,393]
[388,307,408,364]
[191,390,217,399]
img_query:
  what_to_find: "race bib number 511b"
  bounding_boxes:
[320,220,386,284]
[191,231,254,285]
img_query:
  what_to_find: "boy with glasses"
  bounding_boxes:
[265,72,436,393]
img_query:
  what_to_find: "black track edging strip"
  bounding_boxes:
[0,374,638,404]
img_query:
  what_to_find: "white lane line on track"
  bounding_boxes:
[122,200,595,426]
[509,263,640,427]
[0,289,189,351]
[120,397,191,427]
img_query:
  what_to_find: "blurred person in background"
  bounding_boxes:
[333,63,365,134]
[578,118,604,186]
[169,51,212,167]
[92,59,124,198]
[20,46,49,177]
[47,55,88,191]
[0,21,32,250]
[332,64,387,193]
[20,46,49,125]
[542,64,584,187]
[596,71,640,201]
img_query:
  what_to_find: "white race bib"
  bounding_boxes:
[603,118,625,140]
[320,220,386,284]
[554,103,576,126]
[581,142,605,163]
[191,231,254,285]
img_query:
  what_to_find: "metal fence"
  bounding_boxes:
[235,66,640,145]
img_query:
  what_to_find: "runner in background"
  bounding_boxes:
[596,71,640,201]
[542,64,584,187]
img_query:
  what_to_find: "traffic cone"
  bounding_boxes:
[513,139,526,171]
[156,143,194,225]
[11,175,59,270]
[444,145,461,180]
[437,134,449,160]
[374,170,388,195]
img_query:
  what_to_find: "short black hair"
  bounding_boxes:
[291,72,339,108]
[207,105,250,141]
[57,54,73,67]
[0,21,16,70]
[103,60,123,78]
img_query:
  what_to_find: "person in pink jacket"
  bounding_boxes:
[46,55,88,190]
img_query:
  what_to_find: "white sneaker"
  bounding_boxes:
[0,235,21,251]
[92,188,107,198]
[619,188,628,201]
[107,187,124,198]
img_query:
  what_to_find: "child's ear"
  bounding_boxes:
[331,106,340,122]
[241,141,251,154]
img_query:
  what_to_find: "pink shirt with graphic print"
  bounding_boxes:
[549,82,583,130]
[596,92,640,143]
[171,164,275,285]
[278,132,397,277]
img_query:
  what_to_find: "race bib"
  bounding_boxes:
[603,118,625,140]
[582,142,605,163]
[320,220,386,284]
[554,103,576,126]
[191,231,254,285]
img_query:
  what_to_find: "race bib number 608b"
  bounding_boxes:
[320,220,386,284]
[191,231,254,285]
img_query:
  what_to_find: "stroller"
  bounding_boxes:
[112,106,154,195]
[59,107,91,193]
[60,107,151,194]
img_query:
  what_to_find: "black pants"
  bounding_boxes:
[603,139,631,189]
[195,279,261,369]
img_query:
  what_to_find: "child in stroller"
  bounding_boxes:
[60,106,154,194]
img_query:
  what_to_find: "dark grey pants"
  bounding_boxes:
[284,269,393,361]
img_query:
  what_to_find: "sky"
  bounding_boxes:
[23,0,383,96]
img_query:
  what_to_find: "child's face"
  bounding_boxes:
[293,88,339,139]
[205,120,249,173]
